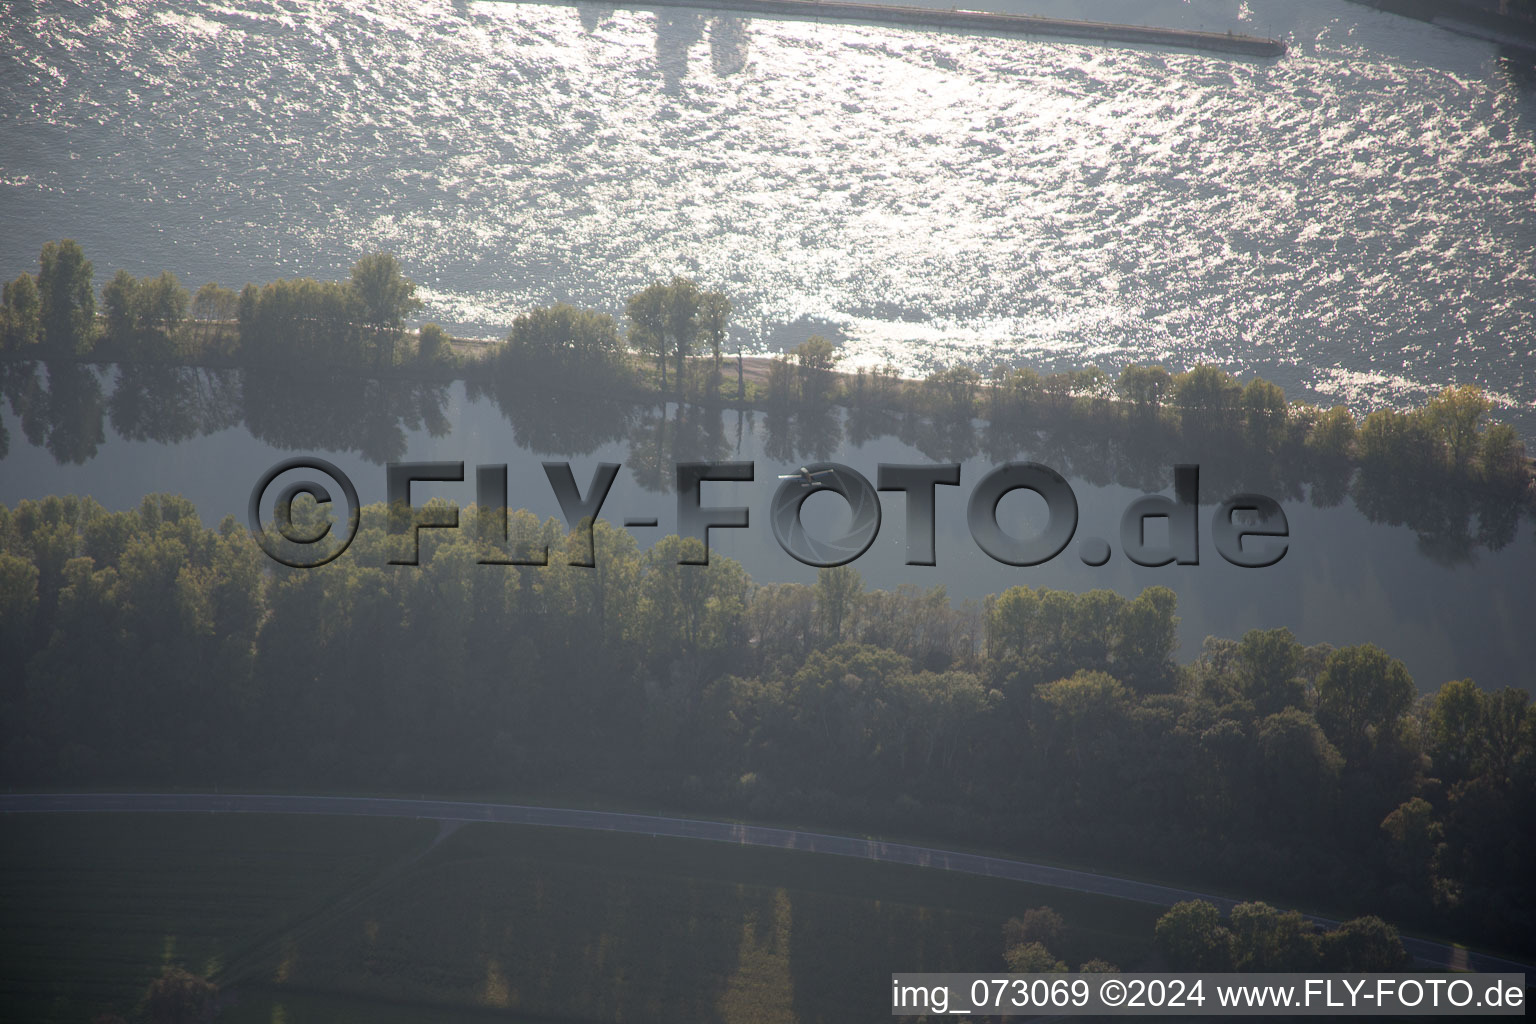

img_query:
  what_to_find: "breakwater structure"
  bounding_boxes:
[544,0,1289,57]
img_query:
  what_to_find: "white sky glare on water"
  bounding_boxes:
[1,0,1533,431]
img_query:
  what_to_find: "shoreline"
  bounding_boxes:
[6,343,1533,487]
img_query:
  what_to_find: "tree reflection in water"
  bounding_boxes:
[0,359,1529,558]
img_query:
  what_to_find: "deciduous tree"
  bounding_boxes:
[349,252,423,367]
[1,271,43,350]
[1154,900,1233,970]
[1315,644,1414,760]
[37,239,96,354]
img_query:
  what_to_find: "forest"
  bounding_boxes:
[1,493,1531,962]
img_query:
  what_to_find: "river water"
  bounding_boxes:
[3,0,1534,433]
[1,362,1532,691]
[2,1,1534,690]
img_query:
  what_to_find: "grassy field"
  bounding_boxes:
[0,813,1162,1023]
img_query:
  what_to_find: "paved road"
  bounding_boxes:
[4,792,1528,974]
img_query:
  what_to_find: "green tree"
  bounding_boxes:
[1004,941,1068,972]
[1116,363,1172,416]
[787,642,908,762]
[1308,406,1356,459]
[417,322,450,363]
[1078,959,1119,973]
[1004,906,1064,949]
[1425,384,1487,473]
[101,270,188,356]
[1076,365,1113,412]
[139,271,189,345]
[1357,408,1437,471]
[1380,796,1445,897]
[101,269,142,345]
[665,275,702,390]
[991,365,1043,422]
[239,277,361,367]
[1481,686,1533,781]
[190,281,239,338]
[1,271,43,350]
[794,335,837,402]
[924,365,979,418]
[1036,669,1131,721]
[37,239,96,354]
[1173,364,1240,431]
[748,582,817,666]
[1229,902,1320,971]
[190,280,239,356]
[1112,585,1179,693]
[506,303,624,374]
[1428,677,1486,783]
[638,535,750,662]
[699,289,732,371]
[885,668,992,774]
[235,282,259,339]
[0,552,40,673]
[1321,916,1411,971]
[1255,708,1344,827]
[626,281,672,388]
[1241,377,1288,450]
[814,564,863,643]
[1154,900,1234,970]
[1034,670,1132,804]
[1315,644,1414,759]
[1477,422,1526,488]
[985,584,1043,662]
[1236,627,1304,716]
[348,252,423,366]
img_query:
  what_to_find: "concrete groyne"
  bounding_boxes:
[558,0,1289,57]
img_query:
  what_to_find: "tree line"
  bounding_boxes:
[849,360,1529,493]
[0,494,1530,958]
[0,241,440,371]
[3,240,1530,499]
[998,898,1413,975]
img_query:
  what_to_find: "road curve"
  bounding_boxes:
[4,792,1527,974]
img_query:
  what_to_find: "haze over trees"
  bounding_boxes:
[1,495,1531,957]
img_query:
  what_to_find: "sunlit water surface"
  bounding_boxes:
[3,0,1534,432]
